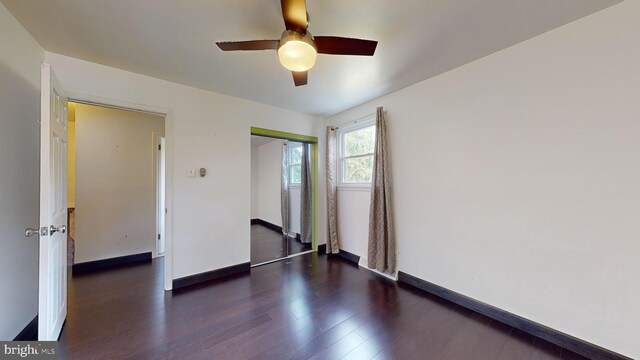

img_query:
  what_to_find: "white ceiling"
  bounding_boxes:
[2,0,619,116]
[251,135,278,147]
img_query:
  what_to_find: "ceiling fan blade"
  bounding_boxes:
[292,71,308,86]
[216,40,279,51]
[314,37,378,56]
[281,0,308,34]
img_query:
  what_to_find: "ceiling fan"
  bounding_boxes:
[216,0,378,87]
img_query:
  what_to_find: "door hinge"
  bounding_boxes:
[158,144,162,150]
[158,234,161,240]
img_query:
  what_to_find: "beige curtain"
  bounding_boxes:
[367,107,395,273]
[280,141,289,236]
[300,143,312,243]
[325,127,340,253]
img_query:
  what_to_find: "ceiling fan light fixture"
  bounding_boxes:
[278,31,317,72]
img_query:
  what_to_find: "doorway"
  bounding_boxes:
[34,64,173,340]
[249,128,318,266]
[67,102,166,269]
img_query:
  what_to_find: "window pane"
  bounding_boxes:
[344,156,373,183]
[290,165,301,184]
[344,126,375,157]
[290,146,302,165]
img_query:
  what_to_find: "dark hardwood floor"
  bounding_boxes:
[59,254,589,359]
[251,224,312,265]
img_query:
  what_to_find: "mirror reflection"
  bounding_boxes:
[250,135,312,265]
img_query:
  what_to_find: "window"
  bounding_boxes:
[289,143,302,185]
[339,119,376,185]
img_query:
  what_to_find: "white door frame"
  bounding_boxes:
[66,95,175,291]
[153,133,166,258]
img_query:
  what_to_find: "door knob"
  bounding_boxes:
[25,227,41,237]
[50,225,66,234]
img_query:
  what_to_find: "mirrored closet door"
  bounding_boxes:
[250,135,312,266]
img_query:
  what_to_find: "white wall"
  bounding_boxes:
[44,52,324,285]
[0,2,42,339]
[67,103,76,207]
[256,139,284,228]
[253,139,302,235]
[335,189,370,258]
[326,1,639,357]
[74,103,164,263]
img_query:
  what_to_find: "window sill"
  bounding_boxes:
[337,185,371,192]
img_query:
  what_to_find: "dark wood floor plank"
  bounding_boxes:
[341,340,385,360]
[237,312,320,359]
[350,298,434,347]
[373,305,473,360]
[58,254,579,360]
[469,319,513,359]
[201,312,272,349]
[530,337,564,360]
[498,327,536,360]
[437,311,494,359]
[288,316,367,360]
[308,331,367,360]
[339,291,428,359]
[251,224,311,264]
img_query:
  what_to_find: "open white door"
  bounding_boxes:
[39,63,68,341]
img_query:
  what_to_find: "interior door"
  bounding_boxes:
[39,63,68,341]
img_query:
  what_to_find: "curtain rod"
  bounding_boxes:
[331,112,375,130]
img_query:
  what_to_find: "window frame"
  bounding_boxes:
[288,142,303,187]
[337,116,376,189]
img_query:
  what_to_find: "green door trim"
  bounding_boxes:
[251,127,318,144]
[251,127,319,252]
